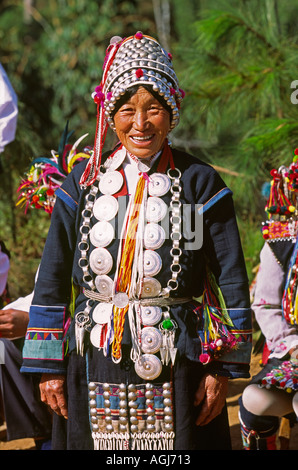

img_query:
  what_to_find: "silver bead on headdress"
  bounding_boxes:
[80,32,184,188]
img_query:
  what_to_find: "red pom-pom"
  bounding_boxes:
[135,68,144,78]
[294,148,298,156]
[135,32,143,40]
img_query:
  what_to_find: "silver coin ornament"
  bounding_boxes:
[146,196,167,223]
[107,146,126,171]
[93,195,119,221]
[135,354,162,380]
[140,305,162,326]
[143,249,162,276]
[99,171,123,195]
[113,292,129,309]
[95,274,113,296]
[92,302,113,324]
[90,323,105,349]
[138,160,151,173]
[144,223,166,250]
[141,277,162,298]
[90,247,113,275]
[90,221,114,248]
[141,326,162,354]
[148,173,171,197]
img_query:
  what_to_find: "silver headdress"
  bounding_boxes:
[80,32,184,187]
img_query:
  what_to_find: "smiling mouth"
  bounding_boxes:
[130,135,154,142]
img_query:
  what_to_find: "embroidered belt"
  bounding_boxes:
[83,288,192,307]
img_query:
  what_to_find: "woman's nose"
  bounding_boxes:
[133,111,149,130]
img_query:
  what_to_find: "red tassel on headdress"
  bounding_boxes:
[79,39,123,187]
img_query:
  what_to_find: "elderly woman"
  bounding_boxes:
[21,32,252,450]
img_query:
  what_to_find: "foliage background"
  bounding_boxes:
[0,0,298,301]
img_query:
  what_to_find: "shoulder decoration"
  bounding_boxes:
[262,148,298,242]
[198,266,240,365]
[17,124,92,214]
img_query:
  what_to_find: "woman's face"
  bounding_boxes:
[113,87,171,159]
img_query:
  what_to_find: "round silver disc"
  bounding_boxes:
[140,305,162,326]
[144,223,166,250]
[93,195,119,221]
[138,161,151,173]
[92,303,113,324]
[141,277,162,298]
[90,247,113,275]
[148,173,171,197]
[108,146,126,170]
[146,196,167,223]
[141,327,162,354]
[113,292,129,309]
[143,249,162,276]
[95,274,113,297]
[90,324,104,349]
[99,171,123,195]
[135,354,162,380]
[90,221,114,248]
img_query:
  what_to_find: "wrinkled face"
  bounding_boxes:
[113,87,171,159]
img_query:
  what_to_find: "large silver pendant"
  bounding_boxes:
[99,171,123,195]
[143,249,162,276]
[148,173,171,197]
[134,354,162,380]
[90,221,114,248]
[90,247,113,275]
[141,327,162,354]
[93,195,119,221]
[75,311,91,356]
[146,196,167,223]
[95,274,113,297]
[140,305,162,326]
[144,223,166,250]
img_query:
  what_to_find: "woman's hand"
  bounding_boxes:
[40,373,68,419]
[0,309,29,338]
[194,373,228,426]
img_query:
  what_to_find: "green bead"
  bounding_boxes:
[162,319,173,330]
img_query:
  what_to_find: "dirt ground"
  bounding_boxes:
[0,352,297,451]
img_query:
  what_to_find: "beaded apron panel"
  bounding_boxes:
[88,381,174,450]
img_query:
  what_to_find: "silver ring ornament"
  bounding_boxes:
[90,221,114,248]
[148,173,171,197]
[146,196,167,223]
[141,326,162,354]
[143,249,162,276]
[93,195,119,221]
[89,247,113,275]
[141,277,162,298]
[140,305,162,326]
[92,302,113,324]
[98,171,123,195]
[134,354,162,380]
[95,274,113,296]
[144,223,166,250]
